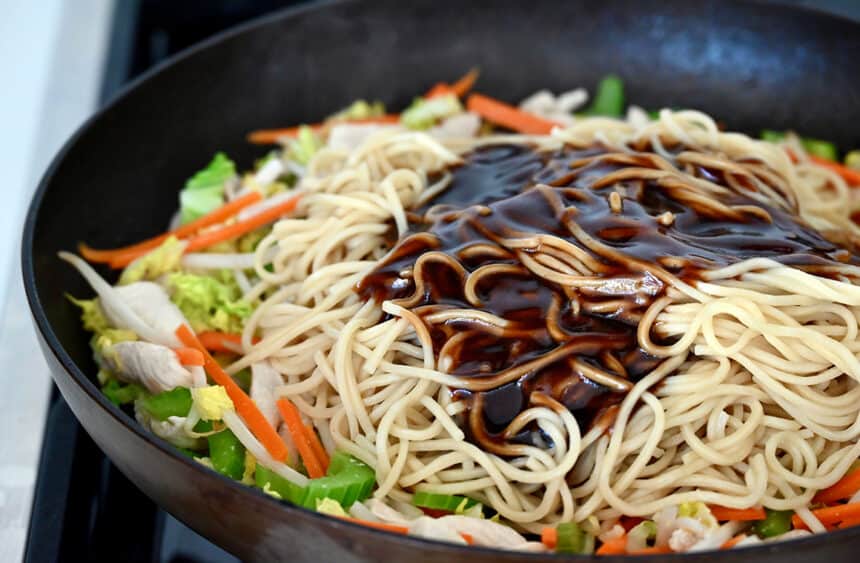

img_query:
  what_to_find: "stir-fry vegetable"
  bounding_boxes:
[139,386,192,421]
[276,397,329,478]
[752,509,793,538]
[582,74,625,117]
[180,153,236,224]
[466,93,558,134]
[208,429,246,480]
[412,491,479,513]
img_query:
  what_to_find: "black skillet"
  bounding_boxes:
[22,0,860,560]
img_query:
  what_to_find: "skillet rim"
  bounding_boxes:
[19,0,860,558]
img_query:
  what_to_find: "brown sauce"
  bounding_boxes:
[357,142,856,454]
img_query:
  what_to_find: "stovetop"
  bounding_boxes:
[21,0,860,561]
[24,2,305,561]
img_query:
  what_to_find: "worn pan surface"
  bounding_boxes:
[22,0,860,560]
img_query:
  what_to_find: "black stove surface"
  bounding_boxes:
[25,2,305,562]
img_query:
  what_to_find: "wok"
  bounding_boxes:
[22,0,860,560]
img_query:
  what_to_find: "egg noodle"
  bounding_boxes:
[218,110,860,536]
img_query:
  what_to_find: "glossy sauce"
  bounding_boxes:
[358,143,856,453]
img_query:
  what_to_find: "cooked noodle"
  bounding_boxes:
[213,112,860,535]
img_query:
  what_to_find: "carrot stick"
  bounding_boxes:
[277,398,326,479]
[721,534,746,549]
[304,422,330,473]
[814,468,860,504]
[708,505,766,521]
[247,115,401,145]
[541,527,557,549]
[837,515,860,529]
[175,325,287,461]
[792,502,860,529]
[346,519,409,534]
[197,331,246,354]
[425,83,455,99]
[466,93,559,135]
[174,347,205,366]
[184,193,302,253]
[809,154,860,186]
[595,535,627,555]
[450,68,480,98]
[80,191,264,265]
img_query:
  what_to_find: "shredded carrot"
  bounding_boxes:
[721,534,746,549]
[792,502,860,529]
[184,193,302,253]
[708,505,766,521]
[247,115,401,145]
[276,398,326,478]
[175,325,287,461]
[304,422,330,473]
[814,468,860,504]
[837,515,860,529]
[450,68,480,98]
[173,347,204,366]
[425,83,455,99]
[595,535,627,555]
[344,518,472,543]
[540,527,557,549]
[80,191,264,266]
[809,154,860,186]
[347,519,409,534]
[466,93,559,135]
[196,331,246,354]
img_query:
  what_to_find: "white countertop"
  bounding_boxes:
[0,1,111,561]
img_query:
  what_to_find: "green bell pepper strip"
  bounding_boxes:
[412,491,479,513]
[761,130,838,161]
[752,509,793,538]
[139,387,193,421]
[583,75,625,117]
[255,463,306,504]
[208,429,246,480]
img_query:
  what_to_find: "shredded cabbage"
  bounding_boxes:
[168,271,251,333]
[330,99,386,121]
[180,152,236,223]
[316,498,349,517]
[401,94,462,130]
[119,236,185,285]
[67,295,110,333]
[289,126,322,165]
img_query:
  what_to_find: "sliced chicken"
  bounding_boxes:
[438,515,542,551]
[110,282,189,347]
[107,341,192,393]
[327,123,402,152]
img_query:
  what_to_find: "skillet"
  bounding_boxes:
[22,0,860,560]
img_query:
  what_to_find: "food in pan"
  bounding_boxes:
[61,71,860,554]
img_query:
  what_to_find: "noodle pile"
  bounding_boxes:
[226,111,860,534]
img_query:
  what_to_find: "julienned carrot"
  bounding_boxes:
[425,83,455,99]
[595,535,627,555]
[305,422,330,473]
[808,155,860,186]
[80,191,264,265]
[708,505,766,522]
[277,397,327,478]
[721,534,746,549]
[425,68,480,99]
[814,468,860,504]
[197,331,246,354]
[184,193,302,253]
[247,115,401,145]
[837,515,860,529]
[541,527,557,549]
[175,325,288,461]
[450,68,480,98]
[792,502,860,529]
[466,93,559,135]
[345,518,472,543]
[173,347,205,366]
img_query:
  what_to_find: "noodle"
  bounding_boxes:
[213,112,860,538]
